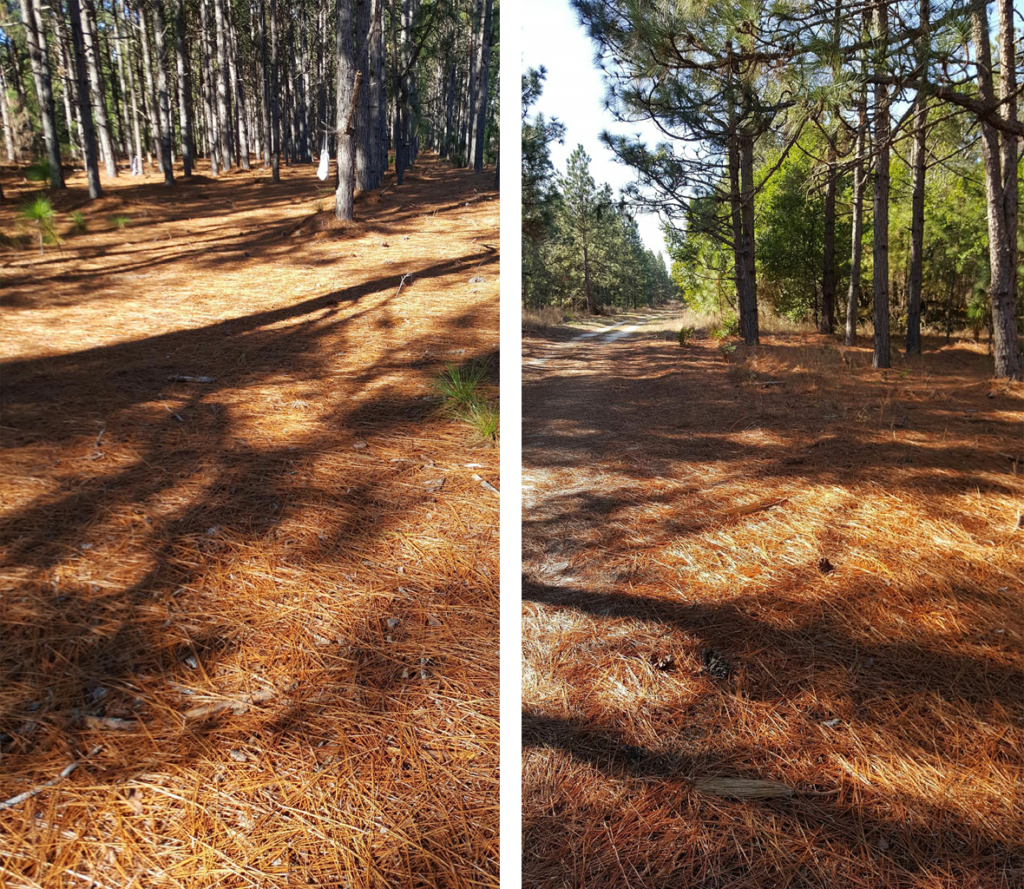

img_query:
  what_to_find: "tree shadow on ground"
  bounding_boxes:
[1,186,500,884]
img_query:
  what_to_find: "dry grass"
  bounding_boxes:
[0,155,499,888]
[522,315,1024,888]
[522,307,570,335]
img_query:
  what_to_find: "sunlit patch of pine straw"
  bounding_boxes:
[1,156,499,888]
[522,322,1023,888]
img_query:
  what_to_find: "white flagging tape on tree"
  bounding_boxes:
[317,149,330,181]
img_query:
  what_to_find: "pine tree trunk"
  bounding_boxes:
[905,0,930,356]
[820,141,836,335]
[172,0,193,176]
[82,0,118,176]
[354,0,372,190]
[0,66,17,162]
[212,0,234,169]
[738,133,759,345]
[335,0,358,220]
[139,4,163,171]
[846,85,867,346]
[151,0,174,183]
[48,9,81,161]
[471,0,492,172]
[973,0,1020,378]
[269,0,280,181]
[199,0,220,174]
[369,0,387,184]
[259,0,271,166]
[226,4,250,169]
[19,0,65,187]
[872,0,891,369]
[67,0,102,197]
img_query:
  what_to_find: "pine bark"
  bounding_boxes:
[138,3,163,170]
[906,0,930,355]
[335,0,358,220]
[67,0,102,197]
[151,0,174,183]
[19,0,65,187]
[846,82,867,346]
[213,0,234,169]
[173,0,194,176]
[470,0,492,171]
[82,0,118,176]
[872,0,891,369]
[269,0,280,181]
[820,141,837,335]
[973,0,1020,378]
[226,4,250,168]
[199,0,220,173]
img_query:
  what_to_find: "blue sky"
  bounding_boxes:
[521,0,670,260]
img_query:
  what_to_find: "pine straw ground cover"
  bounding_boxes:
[522,311,1023,888]
[0,156,499,888]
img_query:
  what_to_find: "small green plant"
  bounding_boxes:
[677,325,695,346]
[69,211,88,235]
[710,312,740,341]
[17,195,60,255]
[467,399,499,443]
[109,214,131,231]
[25,158,53,184]
[433,361,489,411]
[718,341,737,358]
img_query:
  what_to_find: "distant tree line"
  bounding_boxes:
[1,0,498,215]
[522,68,676,314]
[570,0,1022,379]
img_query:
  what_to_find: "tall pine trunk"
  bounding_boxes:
[973,0,1020,378]
[226,5,250,169]
[67,0,102,197]
[151,0,174,183]
[82,0,118,176]
[470,0,492,171]
[737,132,759,345]
[906,0,930,355]
[335,0,358,220]
[173,0,194,176]
[846,84,867,346]
[820,140,837,335]
[871,0,891,369]
[20,0,65,187]
[269,0,280,181]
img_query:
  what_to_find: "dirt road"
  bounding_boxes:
[522,313,1024,888]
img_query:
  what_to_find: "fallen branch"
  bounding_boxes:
[0,748,101,811]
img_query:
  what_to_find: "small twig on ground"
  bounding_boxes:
[396,274,412,298]
[0,748,102,811]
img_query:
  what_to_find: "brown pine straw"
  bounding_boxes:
[523,314,1024,888]
[1,156,499,888]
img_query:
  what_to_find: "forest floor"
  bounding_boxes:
[522,308,1023,888]
[0,156,500,888]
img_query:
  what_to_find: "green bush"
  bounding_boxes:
[677,325,695,346]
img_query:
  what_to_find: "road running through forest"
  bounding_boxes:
[520,314,1024,887]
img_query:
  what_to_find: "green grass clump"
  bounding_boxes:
[467,399,499,442]
[677,325,695,346]
[432,361,498,444]
[433,361,490,410]
[69,211,88,235]
[109,214,132,231]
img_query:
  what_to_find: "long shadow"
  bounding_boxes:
[522,331,1023,887]
[522,711,1024,886]
[0,172,500,882]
